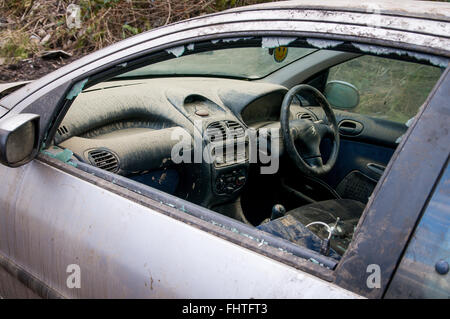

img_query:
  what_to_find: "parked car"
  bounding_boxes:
[0,0,449,299]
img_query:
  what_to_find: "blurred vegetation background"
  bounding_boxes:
[0,0,276,64]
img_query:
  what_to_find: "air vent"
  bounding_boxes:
[56,125,69,136]
[87,149,119,172]
[206,122,227,142]
[206,121,246,142]
[225,120,245,138]
[297,112,316,121]
[206,121,248,166]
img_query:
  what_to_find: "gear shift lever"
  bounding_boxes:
[271,204,286,220]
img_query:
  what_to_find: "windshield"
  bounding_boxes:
[116,47,316,80]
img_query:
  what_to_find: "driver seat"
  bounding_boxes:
[258,199,365,256]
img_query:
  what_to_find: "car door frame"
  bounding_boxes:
[0,6,449,298]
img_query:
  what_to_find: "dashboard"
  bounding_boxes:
[54,77,294,206]
[54,76,372,208]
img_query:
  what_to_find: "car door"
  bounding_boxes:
[385,160,450,299]
[0,4,448,299]
[0,29,367,301]
[0,157,361,298]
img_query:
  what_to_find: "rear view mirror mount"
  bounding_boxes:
[0,113,40,167]
[324,80,360,110]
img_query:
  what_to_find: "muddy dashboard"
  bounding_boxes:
[56,77,288,169]
[54,77,296,206]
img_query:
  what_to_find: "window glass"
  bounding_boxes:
[327,55,442,123]
[117,47,316,80]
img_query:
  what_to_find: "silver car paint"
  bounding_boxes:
[0,160,360,298]
[0,107,7,118]
[0,81,32,97]
[1,0,449,299]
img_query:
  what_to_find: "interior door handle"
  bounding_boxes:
[338,120,363,136]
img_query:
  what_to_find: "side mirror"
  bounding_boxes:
[324,80,360,110]
[0,113,40,167]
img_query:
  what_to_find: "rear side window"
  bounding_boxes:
[327,55,442,123]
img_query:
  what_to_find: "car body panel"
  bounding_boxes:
[0,159,361,299]
[0,81,32,99]
[0,1,449,299]
[0,263,41,299]
[228,0,450,21]
[0,106,7,117]
[385,161,450,299]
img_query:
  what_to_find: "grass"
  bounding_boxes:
[0,0,276,62]
[0,30,39,63]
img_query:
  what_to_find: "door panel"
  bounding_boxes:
[308,107,408,148]
[311,107,401,203]
[322,139,395,203]
[318,113,405,203]
[0,159,360,298]
[333,111,407,148]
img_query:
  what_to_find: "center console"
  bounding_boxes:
[205,120,249,197]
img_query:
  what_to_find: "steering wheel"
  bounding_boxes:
[280,84,340,176]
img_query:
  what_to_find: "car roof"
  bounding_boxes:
[225,0,450,21]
